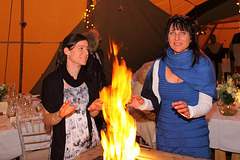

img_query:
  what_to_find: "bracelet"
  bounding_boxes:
[57,111,63,118]
[52,113,57,123]
[52,111,60,123]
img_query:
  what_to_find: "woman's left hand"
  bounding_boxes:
[88,98,103,111]
[88,98,103,117]
[172,101,190,119]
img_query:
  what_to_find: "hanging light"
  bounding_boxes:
[84,0,95,29]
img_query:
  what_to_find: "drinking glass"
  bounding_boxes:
[7,103,16,117]
[34,103,44,118]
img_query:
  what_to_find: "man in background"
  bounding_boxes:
[83,29,105,137]
[205,34,224,82]
[83,29,104,69]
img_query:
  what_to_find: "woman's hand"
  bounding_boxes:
[127,93,144,108]
[88,98,103,117]
[172,101,190,119]
[88,98,103,111]
[59,99,78,118]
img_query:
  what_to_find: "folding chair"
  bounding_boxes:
[16,117,51,160]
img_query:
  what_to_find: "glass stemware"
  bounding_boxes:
[34,102,44,119]
[7,102,16,117]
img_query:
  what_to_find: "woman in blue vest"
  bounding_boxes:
[128,14,217,159]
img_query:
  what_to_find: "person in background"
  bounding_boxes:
[127,14,217,159]
[229,33,240,73]
[41,33,106,160]
[205,34,224,81]
[129,61,156,149]
[83,29,104,69]
[83,28,106,136]
[228,43,235,74]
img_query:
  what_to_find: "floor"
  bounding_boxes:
[12,149,49,160]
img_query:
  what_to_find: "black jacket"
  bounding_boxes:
[41,55,107,160]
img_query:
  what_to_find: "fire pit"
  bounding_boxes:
[73,145,206,160]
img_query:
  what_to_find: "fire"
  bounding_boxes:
[100,40,140,160]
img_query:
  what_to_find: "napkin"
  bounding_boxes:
[0,102,8,115]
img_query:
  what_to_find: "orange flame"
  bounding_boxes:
[100,40,140,160]
[107,36,123,59]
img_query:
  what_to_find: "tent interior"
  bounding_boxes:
[0,0,239,95]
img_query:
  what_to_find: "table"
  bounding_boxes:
[206,103,240,160]
[0,118,22,160]
[74,145,206,160]
[0,97,51,160]
[0,116,51,160]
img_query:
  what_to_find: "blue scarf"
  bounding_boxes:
[165,47,217,99]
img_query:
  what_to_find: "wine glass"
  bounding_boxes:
[34,103,44,118]
[7,103,16,117]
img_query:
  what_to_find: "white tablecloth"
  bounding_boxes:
[0,117,51,160]
[206,103,240,153]
[0,119,22,160]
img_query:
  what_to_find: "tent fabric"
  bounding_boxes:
[0,0,239,95]
[31,0,170,94]
[0,0,87,93]
[199,15,240,49]
[196,0,240,49]
[191,0,239,25]
[150,0,207,16]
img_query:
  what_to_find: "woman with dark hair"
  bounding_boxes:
[41,33,106,160]
[128,15,216,159]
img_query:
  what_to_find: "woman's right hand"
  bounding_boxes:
[127,93,144,108]
[59,99,78,118]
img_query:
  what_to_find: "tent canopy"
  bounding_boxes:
[0,0,239,94]
[150,0,207,16]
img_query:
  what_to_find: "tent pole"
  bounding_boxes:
[168,0,172,15]
[19,0,24,93]
[4,0,13,84]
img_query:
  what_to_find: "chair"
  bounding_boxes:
[130,61,157,150]
[135,121,157,149]
[16,117,51,160]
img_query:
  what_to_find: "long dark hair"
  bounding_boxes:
[163,14,205,66]
[56,33,88,67]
